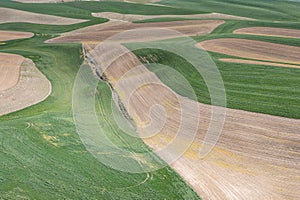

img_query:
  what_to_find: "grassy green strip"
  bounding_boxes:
[0,18,108,34]
[212,20,300,34]
[0,0,204,19]
[130,18,300,119]
[0,0,93,19]
[132,46,300,119]
[66,1,204,15]
[158,0,300,21]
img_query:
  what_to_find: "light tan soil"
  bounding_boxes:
[92,12,253,22]
[0,30,34,42]
[0,53,24,91]
[0,54,52,116]
[0,7,87,25]
[219,58,300,69]
[85,43,300,200]
[46,20,224,43]
[234,27,300,38]
[197,38,300,65]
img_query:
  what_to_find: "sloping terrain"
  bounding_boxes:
[0,36,200,200]
[1,0,300,199]
[0,2,205,198]
[85,43,300,199]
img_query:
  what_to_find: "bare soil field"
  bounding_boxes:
[0,53,51,116]
[234,27,300,38]
[85,43,300,200]
[0,30,34,42]
[0,53,24,91]
[219,58,300,69]
[197,38,300,65]
[0,7,87,25]
[92,12,253,22]
[46,20,224,43]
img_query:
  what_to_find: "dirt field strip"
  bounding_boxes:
[219,58,300,69]
[92,12,253,22]
[234,27,300,38]
[197,38,300,65]
[85,43,300,199]
[0,30,34,42]
[0,53,51,116]
[46,20,224,43]
[0,53,24,91]
[0,7,87,25]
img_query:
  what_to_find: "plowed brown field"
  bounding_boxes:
[219,58,300,69]
[0,30,34,42]
[85,43,300,200]
[0,53,24,91]
[234,27,300,38]
[0,53,51,116]
[46,20,224,43]
[0,7,87,25]
[197,38,300,65]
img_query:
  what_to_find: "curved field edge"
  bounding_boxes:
[84,41,300,199]
[1,1,298,198]
[0,56,52,116]
[233,27,300,38]
[0,30,34,42]
[1,0,300,22]
[134,18,300,34]
[197,38,300,65]
[131,46,300,119]
[0,52,23,91]
[0,18,108,35]
[0,29,200,200]
[126,17,300,119]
